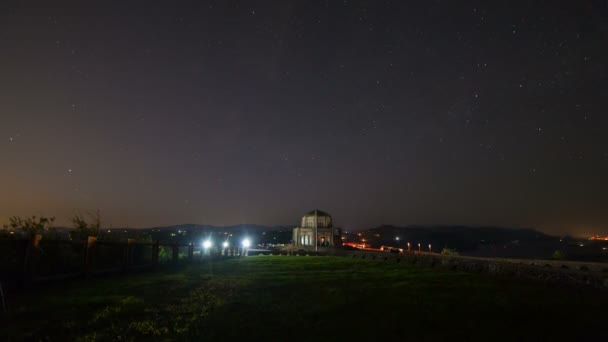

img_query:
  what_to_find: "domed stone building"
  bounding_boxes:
[292,210,342,248]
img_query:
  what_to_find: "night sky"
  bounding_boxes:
[2,1,608,235]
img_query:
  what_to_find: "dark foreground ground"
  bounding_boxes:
[3,256,608,341]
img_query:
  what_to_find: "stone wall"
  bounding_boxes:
[351,251,608,290]
[267,249,608,290]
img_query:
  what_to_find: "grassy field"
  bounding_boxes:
[4,256,608,341]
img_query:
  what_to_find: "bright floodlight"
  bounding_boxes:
[242,238,251,248]
[202,240,212,249]
[222,241,229,248]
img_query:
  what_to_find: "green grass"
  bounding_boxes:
[4,256,608,341]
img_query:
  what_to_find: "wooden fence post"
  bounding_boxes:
[84,236,97,273]
[123,238,135,269]
[152,240,160,266]
[24,233,42,270]
[22,233,42,285]
[188,243,194,262]
[172,244,179,263]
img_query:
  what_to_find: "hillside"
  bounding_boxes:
[348,225,560,258]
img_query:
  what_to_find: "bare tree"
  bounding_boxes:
[70,210,101,240]
[4,216,55,235]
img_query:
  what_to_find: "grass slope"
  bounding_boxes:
[4,256,608,341]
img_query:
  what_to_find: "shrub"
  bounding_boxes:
[441,248,459,256]
[159,246,173,262]
[552,250,565,260]
[4,215,55,235]
[70,210,101,240]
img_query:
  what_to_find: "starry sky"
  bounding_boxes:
[2,1,608,235]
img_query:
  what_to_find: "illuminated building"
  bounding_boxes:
[293,210,342,248]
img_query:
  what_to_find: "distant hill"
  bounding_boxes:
[22,223,603,261]
[145,224,293,233]
[37,224,295,245]
[137,224,295,245]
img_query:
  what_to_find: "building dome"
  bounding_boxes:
[301,209,332,228]
[304,209,331,217]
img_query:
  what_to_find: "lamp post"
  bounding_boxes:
[418,243,421,252]
[202,239,212,256]
[221,241,228,256]
[428,244,432,252]
[242,238,251,256]
[407,242,411,252]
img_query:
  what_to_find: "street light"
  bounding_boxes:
[202,240,212,249]
[395,236,400,241]
[407,242,411,252]
[418,243,421,252]
[222,241,229,248]
[242,238,251,248]
[428,244,432,252]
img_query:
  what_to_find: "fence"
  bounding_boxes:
[0,234,248,288]
[6,237,606,291]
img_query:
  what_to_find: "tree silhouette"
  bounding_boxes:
[4,215,55,235]
[70,210,101,240]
